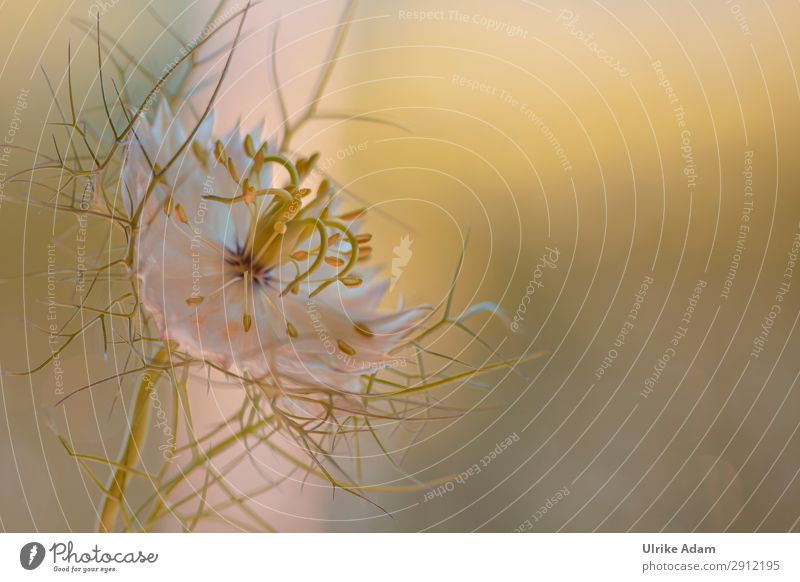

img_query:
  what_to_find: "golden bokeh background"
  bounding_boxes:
[1,0,799,532]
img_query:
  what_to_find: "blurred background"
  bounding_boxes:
[1,0,800,532]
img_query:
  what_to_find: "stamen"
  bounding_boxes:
[191,141,208,168]
[244,134,255,157]
[175,204,188,224]
[308,220,359,298]
[325,256,345,267]
[286,322,298,338]
[242,271,252,332]
[243,179,256,204]
[338,208,366,221]
[185,296,204,306]
[188,271,241,303]
[280,219,329,296]
[252,150,264,174]
[168,210,236,262]
[337,339,356,356]
[227,157,239,183]
[213,140,226,164]
[357,246,372,261]
[354,322,373,337]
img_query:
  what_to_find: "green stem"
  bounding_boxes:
[142,415,272,529]
[97,348,168,532]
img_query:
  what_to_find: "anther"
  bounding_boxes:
[337,339,356,356]
[175,204,188,224]
[325,256,345,267]
[354,322,373,337]
[244,134,255,157]
[191,141,207,167]
[243,179,256,204]
[213,140,226,164]
[227,157,239,183]
[338,208,366,221]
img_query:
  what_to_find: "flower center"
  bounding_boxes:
[226,248,273,287]
[184,141,372,312]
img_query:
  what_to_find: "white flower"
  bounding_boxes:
[122,101,427,401]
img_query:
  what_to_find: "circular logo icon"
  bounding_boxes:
[20,542,45,570]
